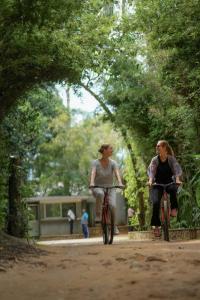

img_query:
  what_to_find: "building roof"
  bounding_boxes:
[26,195,94,204]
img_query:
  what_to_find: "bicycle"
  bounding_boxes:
[151,182,180,242]
[90,185,124,245]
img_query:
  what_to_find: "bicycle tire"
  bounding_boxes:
[163,200,170,241]
[102,206,114,245]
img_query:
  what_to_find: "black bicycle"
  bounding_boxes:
[152,182,180,241]
[91,186,123,245]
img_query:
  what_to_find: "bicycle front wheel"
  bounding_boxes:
[163,200,170,242]
[102,206,114,245]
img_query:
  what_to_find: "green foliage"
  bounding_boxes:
[129,215,140,228]
[123,141,150,228]
[0,198,7,231]
[0,0,114,119]
[175,158,200,228]
[78,4,200,228]
[34,113,123,196]
[135,0,200,151]
[0,129,9,230]
[0,88,65,233]
[1,1,200,233]
[13,200,30,238]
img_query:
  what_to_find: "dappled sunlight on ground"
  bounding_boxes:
[1,238,200,300]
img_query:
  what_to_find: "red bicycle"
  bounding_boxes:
[152,182,180,241]
[91,186,123,245]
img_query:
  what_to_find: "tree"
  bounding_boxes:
[135,0,200,152]
[0,87,65,232]
[75,7,200,227]
[34,111,123,196]
[0,0,114,120]
[134,0,200,226]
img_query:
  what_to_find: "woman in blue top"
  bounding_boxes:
[148,140,182,237]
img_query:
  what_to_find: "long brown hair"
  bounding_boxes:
[158,140,174,156]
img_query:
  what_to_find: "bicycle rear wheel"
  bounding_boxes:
[163,200,170,241]
[102,206,114,245]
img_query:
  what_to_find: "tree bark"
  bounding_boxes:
[7,156,22,237]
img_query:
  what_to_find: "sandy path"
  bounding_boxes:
[0,238,200,300]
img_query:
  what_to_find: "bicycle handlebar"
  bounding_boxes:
[152,182,182,187]
[147,182,182,187]
[89,185,125,189]
[152,182,177,188]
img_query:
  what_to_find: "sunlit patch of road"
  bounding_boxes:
[37,235,130,246]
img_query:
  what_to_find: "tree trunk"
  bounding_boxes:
[120,129,146,228]
[138,191,145,228]
[63,178,71,195]
[7,156,22,237]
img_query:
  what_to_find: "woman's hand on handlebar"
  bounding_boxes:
[175,177,182,185]
[148,178,153,187]
[118,183,125,188]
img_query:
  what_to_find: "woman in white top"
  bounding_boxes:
[89,144,123,225]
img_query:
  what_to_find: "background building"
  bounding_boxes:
[26,192,126,238]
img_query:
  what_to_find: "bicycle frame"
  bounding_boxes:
[160,188,171,224]
[152,182,176,241]
[102,188,110,224]
[91,185,123,244]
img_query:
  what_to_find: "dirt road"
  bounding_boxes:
[0,238,200,300]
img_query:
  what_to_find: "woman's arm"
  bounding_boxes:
[114,167,123,186]
[169,156,182,183]
[148,157,158,185]
[89,166,96,186]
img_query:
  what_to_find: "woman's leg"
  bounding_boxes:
[150,187,163,227]
[109,189,120,234]
[92,188,104,221]
[166,184,178,216]
[108,188,117,224]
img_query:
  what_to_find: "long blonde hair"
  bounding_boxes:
[158,140,174,156]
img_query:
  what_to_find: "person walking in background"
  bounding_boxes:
[67,207,75,235]
[81,208,89,238]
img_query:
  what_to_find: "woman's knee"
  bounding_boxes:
[93,188,104,200]
[109,190,116,207]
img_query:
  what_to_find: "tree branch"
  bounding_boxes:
[80,83,115,122]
